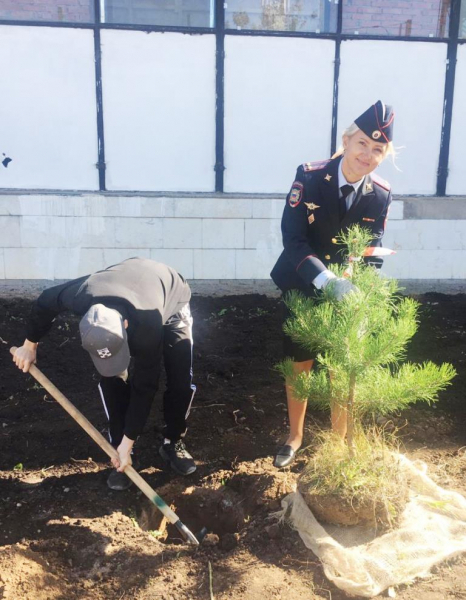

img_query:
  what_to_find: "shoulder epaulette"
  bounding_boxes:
[301,159,331,173]
[371,172,391,191]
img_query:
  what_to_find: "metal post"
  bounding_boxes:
[330,0,343,156]
[436,0,461,196]
[215,0,225,192]
[94,0,106,191]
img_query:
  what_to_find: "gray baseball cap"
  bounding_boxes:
[79,304,130,377]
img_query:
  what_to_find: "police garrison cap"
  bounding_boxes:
[355,100,394,143]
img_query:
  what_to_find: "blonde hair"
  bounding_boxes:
[332,123,397,165]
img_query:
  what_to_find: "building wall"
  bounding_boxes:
[0,26,98,190]
[1,25,462,196]
[1,23,465,286]
[447,44,466,195]
[101,31,216,192]
[223,35,335,193]
[338,40,447,195]
[1,193,466,283]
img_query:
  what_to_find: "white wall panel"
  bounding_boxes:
[101,31,216,192]
[338,41,447,195]
[224,36,335,193]
[447,44,466,195]
[0,26,98,190]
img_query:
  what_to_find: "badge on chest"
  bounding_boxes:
[304,202,320,225]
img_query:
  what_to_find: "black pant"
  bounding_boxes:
[98,303,196,447]
[282,288,320,363]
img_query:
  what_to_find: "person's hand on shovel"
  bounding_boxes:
[13,340,38,373]
[113,435,134,472]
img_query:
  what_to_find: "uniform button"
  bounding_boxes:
[331,238,337,244]
[325,254,331,260]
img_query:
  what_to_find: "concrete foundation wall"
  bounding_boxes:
[1,193,465,290]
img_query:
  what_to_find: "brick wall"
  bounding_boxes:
[0,0,455,37]
[342,0,450,37]
[0,0,94,23]
[1,194,466,284]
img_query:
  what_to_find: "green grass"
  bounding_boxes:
[299,427,406,523]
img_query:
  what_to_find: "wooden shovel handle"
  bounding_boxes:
[9,347,181,526]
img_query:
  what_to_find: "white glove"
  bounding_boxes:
[324,277,359,301]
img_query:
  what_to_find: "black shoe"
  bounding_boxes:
[159,440,196,476]
[107,468,132,491]
[273,445,296,469]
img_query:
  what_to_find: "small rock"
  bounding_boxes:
[63,488,70,493]
[203,533,220,546]
[265,524,280,539]
[16,503,21,508]
[221,533,238,552]
[220,497,233,511]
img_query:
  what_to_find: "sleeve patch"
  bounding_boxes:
[288,181,303,207]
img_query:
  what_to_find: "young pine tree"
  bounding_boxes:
[277,225,455,457]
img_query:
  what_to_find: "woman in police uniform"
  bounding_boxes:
[270,100,395,468]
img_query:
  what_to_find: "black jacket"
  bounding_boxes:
[271,155,392,293]
[26,257,191,440]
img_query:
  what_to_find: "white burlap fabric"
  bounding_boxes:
[281,454,466,597]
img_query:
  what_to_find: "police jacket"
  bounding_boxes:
[271,155,392,294]
[26,257,191,440]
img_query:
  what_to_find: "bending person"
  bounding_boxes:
[13,257,197,489]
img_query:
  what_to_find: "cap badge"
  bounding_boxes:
[97,347,112,359]
[324,174,332,182]
[304,202,320,211]
[372,130,382,140]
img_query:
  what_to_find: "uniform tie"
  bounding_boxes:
[339,184,354,220]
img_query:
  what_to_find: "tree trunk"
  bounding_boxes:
[347,373,356,457]
[330,369,348,439]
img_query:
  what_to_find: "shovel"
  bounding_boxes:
[10,346,206,546]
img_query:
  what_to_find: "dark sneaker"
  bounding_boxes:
[159,440,196,476]
[107,468,132,491]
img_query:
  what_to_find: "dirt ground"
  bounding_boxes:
[1,291,466,600]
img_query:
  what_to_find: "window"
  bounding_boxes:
[342,0,451,38]
[225,0,337,33]
[102,0,214,27]
[460,0,466,37]
[0,0,95,23]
